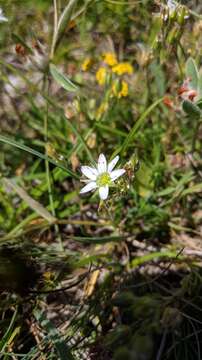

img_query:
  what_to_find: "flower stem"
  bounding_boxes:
[44,74,64,251]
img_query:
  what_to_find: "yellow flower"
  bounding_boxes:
[43,271,53,280]
[96,67,107,85]
[120,80,129,97]
[112,62,133,75]
[103,52,118,66]
[81,58,92,71]
[112,80,129,98]
[96,102,108,119]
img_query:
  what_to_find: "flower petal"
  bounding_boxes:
[97,153,107,173]
[81,166,98,180]
[80,181,97,194]
[0,15,8,22]
[0,9,8,22]
[99,185,109,200]
[108,155,119,172]
[110,169,125,181]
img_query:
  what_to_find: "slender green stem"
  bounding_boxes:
[189,9,202,20]
[0,219,111,243]
[102,201,114,222]
[50,0,58,59]
[44,75,64,251]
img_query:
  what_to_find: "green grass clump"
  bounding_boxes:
[0,0,202,359]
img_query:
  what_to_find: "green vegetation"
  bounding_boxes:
[0,0,202,359]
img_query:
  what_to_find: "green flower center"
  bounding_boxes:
[96,172,111,187]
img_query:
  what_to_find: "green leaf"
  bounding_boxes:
[181,183,202,197]
[182,100,201,119]
[185,57,199,90]
[197,75,202,98]
[50,64,78,92]
[156,187,175,197]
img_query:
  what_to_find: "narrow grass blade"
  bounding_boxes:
[120,97,163,155]
[56,0,78,40]
[0,307,18,353]
[64,116,95,165]
[51,0,78,57]
[131,251,184,268]
[95,123,127,137]
[39,94,95,164]
[70,235,125,243]
[0,135,79,179]
[181,183,202,197]
[3,178,56,223]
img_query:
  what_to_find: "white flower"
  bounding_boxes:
[163,0,189,21]
[80,153,125,200]
[167,0,176,12]
[0,8,8,22]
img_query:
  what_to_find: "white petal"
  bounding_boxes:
[110,169,125,181]
[0,15,8,22]
[97,153,107,173]
[80,182,97,194]
[0,10,8,22]
[108,155,119,172]
[99,185,109,200]
[81,166,98,180]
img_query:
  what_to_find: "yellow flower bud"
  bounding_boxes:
[81,58,92,71]
[96,67,107,85]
